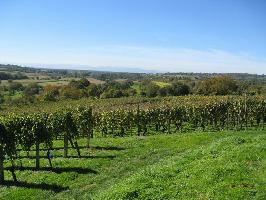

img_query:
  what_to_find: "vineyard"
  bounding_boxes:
[0,95,265,184]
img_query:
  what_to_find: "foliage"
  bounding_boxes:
[23,83,43,96]
[140,81,160,97]
[0,72,28,80]
[41,85,60,101]
[87,84,103,97]
[197,76,238,95]
[7,82,24,94]
[60,86,87,99]
[0,95,265,161]
[166,82,190,96]
[100,81,136,98]
[68,78,90,89]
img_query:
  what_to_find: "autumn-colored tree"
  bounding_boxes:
[60,86,87,99]
[42,85,60,101]
[196,76,238,95]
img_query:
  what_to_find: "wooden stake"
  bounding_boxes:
[36,140,40,169]
[64,133,68,158]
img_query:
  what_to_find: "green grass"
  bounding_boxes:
[153,81,171,88]
[0,130,265,199]
[131,82,141,95]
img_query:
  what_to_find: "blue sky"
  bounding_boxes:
[0,0,266,73]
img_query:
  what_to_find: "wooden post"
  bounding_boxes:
[0,145,4,183]
[10,159,17,182]
[47,149,53,168]
[36,140,40,169]
[87,123,93,148]
[68,137,81,158]
[137,105,141,136]
[64,133,68,158]
[74,141,81,158]
[15,151,23,168]
[87,118,93,148]
[244,93,248,130]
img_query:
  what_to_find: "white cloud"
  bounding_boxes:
[1,45,266,74]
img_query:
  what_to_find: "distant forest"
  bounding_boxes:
[0,64,265,106]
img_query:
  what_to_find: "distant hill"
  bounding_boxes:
[0,63,265,82]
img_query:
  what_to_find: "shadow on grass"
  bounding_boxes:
[6,166,98,174]
[18,155,116,159]
[3,180,68,192]
[45,145,125,151]
[66,155,116,159]
[91,146,126,151]
[18,146,125,152]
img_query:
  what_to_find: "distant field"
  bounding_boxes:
[0,130,265,199]
[1,77,104,86]
[1,78,69,86]
[87,78,105,85]
[153,81,171,87]
[131,80,172,94]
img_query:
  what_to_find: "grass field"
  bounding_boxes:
[131,82,142,95]
[0,130,265,199]
[153,81,171,88]
[1,77,104,86]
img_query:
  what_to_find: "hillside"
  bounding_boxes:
[0,130,265,199]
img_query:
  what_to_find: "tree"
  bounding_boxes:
[24,83,42,96]
[158,87,168,96]
[140,82,160,97]
[79,78,90,88]
[60,86,86,99]
[196,76,238,95]
[123,88,137,96]
[87,84,103,97]
[167,82,190,96]
[68,79,80,89]
[69,78,90,89]
[101,88,124,98]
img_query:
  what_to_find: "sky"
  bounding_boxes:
[0,0,266,74]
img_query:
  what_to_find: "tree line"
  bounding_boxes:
[1,76,265,106]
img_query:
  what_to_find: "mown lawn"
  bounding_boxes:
[0,130,265,200]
